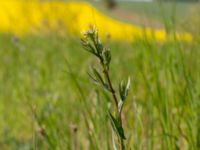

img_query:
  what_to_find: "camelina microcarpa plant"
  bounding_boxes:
[81,27,131,150]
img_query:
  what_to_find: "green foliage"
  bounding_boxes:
[0,27,199,149]
[181,5,200,41]
[109,112,126,140]
[119,78,130,102]
[81,27,130,149]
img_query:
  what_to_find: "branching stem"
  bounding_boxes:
[81,28,129,150]
[100,60,125,150]
[102,62,118,109]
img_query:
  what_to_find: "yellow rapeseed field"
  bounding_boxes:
[0,1,192,42]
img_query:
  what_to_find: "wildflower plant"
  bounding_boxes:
[81,27,131,150]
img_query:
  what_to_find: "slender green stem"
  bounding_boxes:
[82,29,126,150]
[103,67,118,109]
[100,60,125,150]
[120,138,125,150]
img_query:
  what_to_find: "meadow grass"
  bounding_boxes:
[0,2,199,149]
[0,31,199,149]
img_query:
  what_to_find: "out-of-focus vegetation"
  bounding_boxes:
[0,1,192,42]
[181,5,200,40]
[0,0,199,149]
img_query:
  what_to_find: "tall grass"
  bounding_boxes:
[0,31,199,149]
[0,2,199,150]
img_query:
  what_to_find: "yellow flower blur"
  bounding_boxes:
[0,1,192,42]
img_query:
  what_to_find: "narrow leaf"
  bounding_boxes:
[119,77,131,101]
[104,50,111,66]
[109,112,126,139]
[126,77,131,92]
[96,40,104,54]
[87,71,98,83]
[119,81,126,101]
[118,100,124,113]
[92,68,105,85]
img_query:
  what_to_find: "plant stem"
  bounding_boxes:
[82,29,126,150]
[104,69,118,109]
[100,59,118,109]
[100,61,125,150]
[119,109,125,150]
[120,138,125,150]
